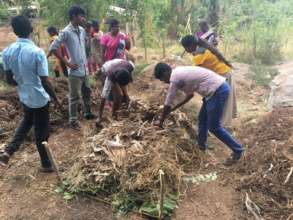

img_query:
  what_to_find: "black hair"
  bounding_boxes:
[115,69,132,86]
[181,35,232,68]
[108,18,119,29]
[91,19,99,27]
[68,5,85,21]
[85,21,91,29]
[47,26,58,35]
[11,15,33,38]
[154,62,171,79]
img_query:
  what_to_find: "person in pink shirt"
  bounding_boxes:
[100,19,131,64]
[153,62,243,166]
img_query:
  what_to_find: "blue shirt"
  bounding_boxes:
[49,23,87,77]
[2,38,50,108]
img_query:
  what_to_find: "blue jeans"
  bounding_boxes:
[198,83,243,155]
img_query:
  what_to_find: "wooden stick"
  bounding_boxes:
[159,169,165,220]
[42,141,62,182]
[284,167,293,185]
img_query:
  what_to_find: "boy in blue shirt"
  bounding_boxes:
[0,16,59,172]
[49,6,95,129]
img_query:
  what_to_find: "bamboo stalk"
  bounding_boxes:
[159,169,165,219]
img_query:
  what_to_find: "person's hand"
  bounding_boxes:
[121,97,130,109]
[125,97,130,109]
[153,120,164,129]
[112,113,118,121]
[67,63,79,70]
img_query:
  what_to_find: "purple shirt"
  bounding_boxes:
[165,66,225,106]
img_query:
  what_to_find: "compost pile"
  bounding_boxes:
[65,58,201,215]
[0,91,21,139]
[0,78,72,139]
[66,99,200,214]
[236,107,293,220]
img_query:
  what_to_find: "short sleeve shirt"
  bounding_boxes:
[2,38,50,108]
[49,23,87,77]
[164,66,225,106]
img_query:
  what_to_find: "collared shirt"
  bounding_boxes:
[49,23,87,77]
[165,66,225,106]
[2,38,50,108]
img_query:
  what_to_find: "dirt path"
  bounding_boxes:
[173,139,243,220]
[0,124,113,220]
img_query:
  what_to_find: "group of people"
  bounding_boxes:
[0,5,243,172]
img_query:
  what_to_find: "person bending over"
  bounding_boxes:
[97,59,134,125]
[153,62,243,166]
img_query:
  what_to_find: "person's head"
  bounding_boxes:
[68,5,86,26]
[11,15,33,38]
[108,19,120,35]
[199,20,209,33]
[91,19,100,32]
[181,35,198,53]
[47,26,58,37]
[154,62,172,84]
[114,69,132,86]
[85,21,91,33]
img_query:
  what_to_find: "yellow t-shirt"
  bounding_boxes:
[193,47,231,75]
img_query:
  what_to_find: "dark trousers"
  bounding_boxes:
[5,103,52,168]
[198,83,243,155]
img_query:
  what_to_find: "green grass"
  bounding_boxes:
[132,63,150,77]
[0,80,13,92]
[249,63,279,87]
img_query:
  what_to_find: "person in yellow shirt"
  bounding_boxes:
[181,35,237,126]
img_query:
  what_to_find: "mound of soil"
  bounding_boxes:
[64,57,201,217]
[236,107,293,220]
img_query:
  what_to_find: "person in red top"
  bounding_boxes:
[47,26,69,77]
[100,19,131,64]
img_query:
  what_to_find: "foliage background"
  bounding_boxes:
[1,0,293,65]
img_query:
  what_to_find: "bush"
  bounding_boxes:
[249,62,279,87]
[0,5,9,24]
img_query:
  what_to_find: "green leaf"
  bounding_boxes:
[62,180,70,187]
[54,186,64,194]
[139,202,159,217]
[63,192,74,200]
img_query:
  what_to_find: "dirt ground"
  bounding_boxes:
[0,26,292,220]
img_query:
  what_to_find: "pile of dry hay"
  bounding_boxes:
[65,99,200,214]
[65,58,202,215]
[236,108,293,220]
